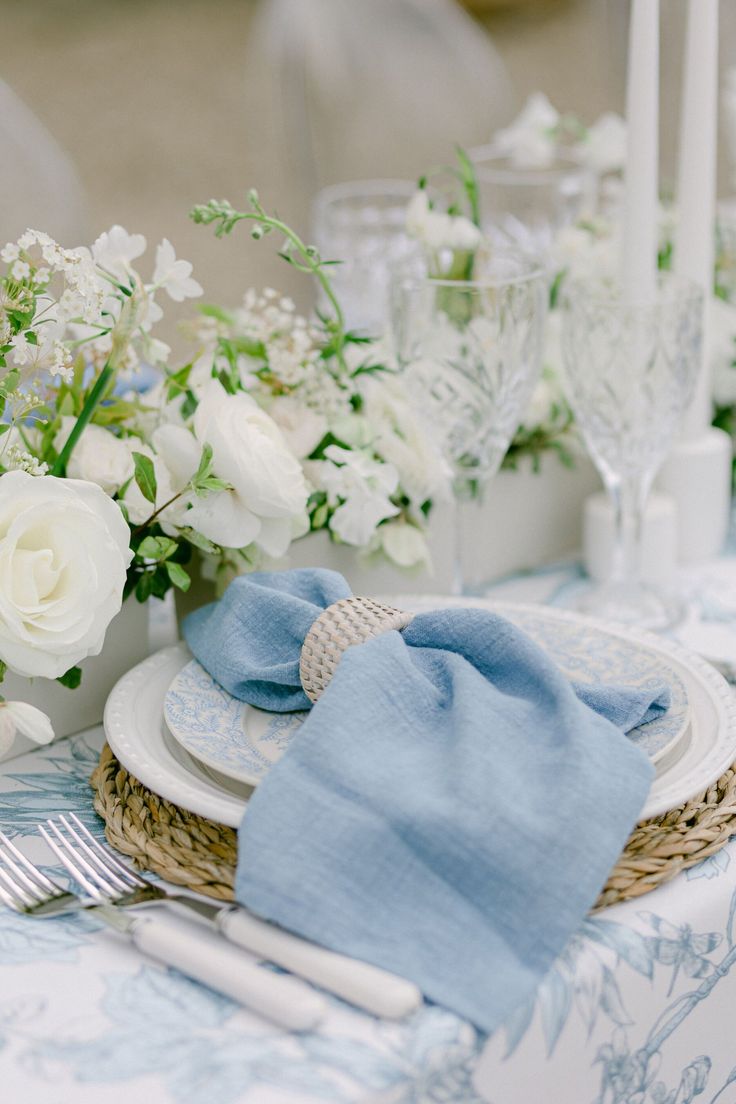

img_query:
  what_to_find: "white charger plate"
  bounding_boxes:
[104,600,736,828]
[163,602,691,787]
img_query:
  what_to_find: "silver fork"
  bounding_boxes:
[0,829,325,1031]
[43,813,421,1019]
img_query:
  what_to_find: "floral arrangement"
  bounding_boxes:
[492,92,627,176]
[0,198,449,751]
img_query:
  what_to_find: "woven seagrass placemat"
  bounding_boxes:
[90,743,736,911]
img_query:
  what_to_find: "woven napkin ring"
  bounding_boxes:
[299,596,415,703]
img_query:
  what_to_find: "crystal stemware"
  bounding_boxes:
[468,145,591,260]
[391,254,547,593]
[311,179,423,337]
[560,273,703,630]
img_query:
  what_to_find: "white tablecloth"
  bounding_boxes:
[4,555,736,1104]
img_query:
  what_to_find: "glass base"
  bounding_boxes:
[575,579,686,634]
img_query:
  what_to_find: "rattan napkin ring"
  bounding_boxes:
[299,596,415,703]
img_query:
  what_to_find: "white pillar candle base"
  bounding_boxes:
[656,427,732,563]
[582,491,678,586]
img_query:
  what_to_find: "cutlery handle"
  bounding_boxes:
[131,912,326,1030]
[218,907,422,1019]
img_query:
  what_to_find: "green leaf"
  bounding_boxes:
[165,561,191,592]
[150,566,171,599]
[56,665,82,689]
[198,303,235,324]
[181,527,220,555]
[0,659,6,683]
[135,571,154,602]
[455,144,481,227]
[137,535,178,561]
[1,369,20,394]
[311,502,329,529]
[131,451,157,504]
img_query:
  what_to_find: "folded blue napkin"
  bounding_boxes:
[184,569,665,1032]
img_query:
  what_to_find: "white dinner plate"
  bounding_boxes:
[163,602,691,787]
[104,600,736,827]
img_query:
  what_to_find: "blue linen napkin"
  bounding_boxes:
[184,569,666,1032]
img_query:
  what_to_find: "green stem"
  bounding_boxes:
[131,488,187,537]
[194,205,348,373]
[51,359,114,476]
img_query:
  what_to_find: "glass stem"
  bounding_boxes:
[610,475,646,587]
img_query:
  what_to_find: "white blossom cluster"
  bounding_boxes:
[494,93,627,175]
[181,300,451,570]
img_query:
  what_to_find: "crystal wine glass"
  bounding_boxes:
[560,273,703,630]
[468,145,591,260]
[311,180,424,337]
[391,253,547,593]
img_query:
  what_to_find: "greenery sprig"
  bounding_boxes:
[191,190,349,373]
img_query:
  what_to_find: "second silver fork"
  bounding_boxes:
[43,813,421,1019]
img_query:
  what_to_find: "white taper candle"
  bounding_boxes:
[620,0,659,304]
[676,0,719,439]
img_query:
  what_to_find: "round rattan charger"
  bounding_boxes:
[91,595,736,910]
[90,743,736,912]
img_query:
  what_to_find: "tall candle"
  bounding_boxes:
[677,0,719,440]
[620,0,659,303]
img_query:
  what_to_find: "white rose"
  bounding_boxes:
[54,418,136,496]
[0,471,132,678]
[161,381,309,556]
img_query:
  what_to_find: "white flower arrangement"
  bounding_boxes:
[0,194,451,751]
[492,93,627,175]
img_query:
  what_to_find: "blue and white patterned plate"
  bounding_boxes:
[163,602,690,788]
[164,662,306,786]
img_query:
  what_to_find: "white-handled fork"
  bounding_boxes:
[43,813,422,1019]
[0,829,325,1031]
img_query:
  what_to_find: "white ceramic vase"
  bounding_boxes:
[176,453,600,620]
[0,597,151,763]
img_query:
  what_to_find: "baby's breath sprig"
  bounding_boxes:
[191,191,349,374]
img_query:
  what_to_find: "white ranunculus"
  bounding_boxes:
[184,381,309,555]
[267,395,328,459]
[0,472,132,679]
[54,419,136,496]
[0,700,55,755]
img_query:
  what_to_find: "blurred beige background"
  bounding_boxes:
[0,0,734,344]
